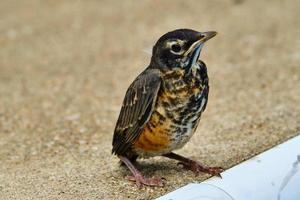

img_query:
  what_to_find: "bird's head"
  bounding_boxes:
[150,29,217,70]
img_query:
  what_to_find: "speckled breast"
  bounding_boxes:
[133,62,209,157]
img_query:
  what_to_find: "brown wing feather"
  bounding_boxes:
[112,68,162,155]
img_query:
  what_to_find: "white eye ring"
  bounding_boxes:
[168,41,184,55]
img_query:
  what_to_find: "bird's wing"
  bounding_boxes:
[112,68,162,155]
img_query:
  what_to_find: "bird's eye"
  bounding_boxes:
[171,44,181,53]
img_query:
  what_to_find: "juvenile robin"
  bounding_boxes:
[112,29,222,187]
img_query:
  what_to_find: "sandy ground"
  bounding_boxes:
[0,0,299,199]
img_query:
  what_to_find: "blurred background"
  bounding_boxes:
[0,0,299,199]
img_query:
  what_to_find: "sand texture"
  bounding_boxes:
[0,0,299,199]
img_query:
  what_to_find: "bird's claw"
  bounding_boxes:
[126,175,164,188]
[177,161,223,178]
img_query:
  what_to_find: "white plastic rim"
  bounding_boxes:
[157,183,234,200]
[158,135,300,200]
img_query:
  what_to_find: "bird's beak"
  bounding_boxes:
[184,31,217,57]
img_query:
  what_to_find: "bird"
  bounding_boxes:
[112,29,223,187]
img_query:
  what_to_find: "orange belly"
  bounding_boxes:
[133,113,171,154]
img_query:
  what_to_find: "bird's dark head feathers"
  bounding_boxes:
[150,29,216,70]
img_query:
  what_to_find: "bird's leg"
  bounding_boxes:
[163,152,223,177]
[118,155,164,187]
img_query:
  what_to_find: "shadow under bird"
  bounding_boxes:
[112,29,222,187]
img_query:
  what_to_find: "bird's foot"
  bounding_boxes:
[118,155,165,188]
[126,174,164,188]
[178,160,223,177]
